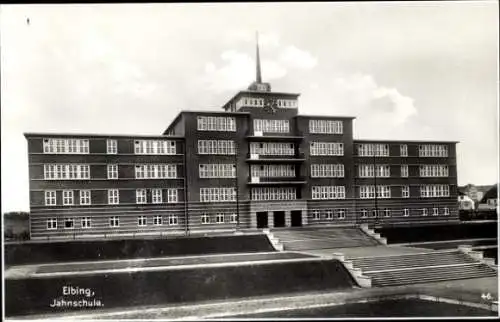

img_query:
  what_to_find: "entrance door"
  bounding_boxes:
[291,210,302,227]
[273,211,285,228]
[256,211,268,228]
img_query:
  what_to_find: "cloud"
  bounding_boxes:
[280,45,318,69]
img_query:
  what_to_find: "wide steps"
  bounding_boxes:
[368,264,497,287]
[284,240,376,251]
[351,252,476,271]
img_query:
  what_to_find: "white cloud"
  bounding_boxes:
[280,45,318,69]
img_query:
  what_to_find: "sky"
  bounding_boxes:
[1,2,498,213]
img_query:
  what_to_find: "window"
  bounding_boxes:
[152,189,162,204]
[372,210,378,218]
[216,213,225,224]
[311,164,344,178]
[254,119,290,133]
[168,215,178,226]
[63,190,74,205]
[138,216,147,226]
[360,209,368,218]
[107,164,118,179]
[200,187,237,202]
[167,189,178,203]
[64,218,74,229]
[358,144,389,157]
[230,213,237,223]
[250,142,295,156]
[400,144,408,157]
[401,165,408,178]
[251,187,296,201]
[81,217,91,228]
[79,190,91,205]
[419,165,449,177]
[420,185,450,198]
[384,209,391,217]
[422,209,428,216]
[135,140,176,155]
[251,164,295,178]
[359,165,390,178]
[419,145,448,157]
[337,209,346,219]
[135,164,177,179]
[201,214,210,224]
[325,210,334,220]
[109,216,120,227]
[43,164,90,180]
[310,142,344,156]
[200,164,236,178]
[198,140,236,155]
[403,209,410,217]
[312,210,321,220]
[47,218,57,230]
[443,208,450,216]
[197,116,236,132]
[45,190,57,206]
[153,215,163,226]
[108,189,119,204]
[432,208,439,216]
[359,186,391,199]
[401,186,410,198]
[107,139,118,154]
[136,189,147,204]
[309,120,343,134]
[311,186,346,200]
[43,138,89,154]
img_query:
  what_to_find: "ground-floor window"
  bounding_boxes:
[64,218,74,229]
[153,215,162,225]
[432,208,439,216]
[230,213,237,223]
[443,207,450,215]
[312,210,321,220]
[337,209,346,219]
[360,209,367,218]
[325,210,334,220]
[47,218,57,230]
[421,208,428,216]
[216,213,225,224]
[168,215,178,226]
[81,217,91,228]
[371,210,378,218]
[201,214,210,224]
[138,216,147,226]
[384,209,391,217]
[109,216,119,227]
[403,209,410,217]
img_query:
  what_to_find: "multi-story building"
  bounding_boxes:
[24,42,459,239]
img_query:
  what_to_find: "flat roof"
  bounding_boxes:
[296,114,356,119]
[24,132,185,139]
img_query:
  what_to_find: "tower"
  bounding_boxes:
[248,32,272,92]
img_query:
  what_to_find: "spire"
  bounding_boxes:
[256,31,262,83]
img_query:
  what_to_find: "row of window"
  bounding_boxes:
[309,120,343,134]
[46,215,180,229]
[357,164,449,178]
[420,165,449,177]
[199,164,236,178]
[310,142,344,156]
[199,187,237,202]
[43,139,89,154]
[310,164,344,178]
[135,164,177,179]
[357,207,450,218]
[357,185,450,198]
[254,119,289,133]
[197,116,237,132]
[44,164,90,180]
[238,97,297,108]
[420,184,450,197]
[359,185,392,199]
[251,187,297,201]
[311,186,346,200]
[134,140,177,155]
[250,164,295,178]
[44,189,178,206]
[250,142,295,156]
[358,165,391,178]
[311,209,347,220]
[198,140,236,155]
[357,144,449,157]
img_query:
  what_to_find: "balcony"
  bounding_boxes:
[247,176,307,186]
[245,132,303,142]
[245,153,306,163]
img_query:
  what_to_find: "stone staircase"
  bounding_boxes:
[269,228,379,251]
[344,250,497,287]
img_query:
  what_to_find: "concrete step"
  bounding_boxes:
[366,264,495,279]
[372,270,497,287]
[353,255,476,271]
[350,251,464,263]
[284,240,377,250]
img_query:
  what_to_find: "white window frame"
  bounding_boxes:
[401,165,408,178]
[443,208,450,216]
[63,217,74,229]
[109,216,120,227]
[138,216,147,227]
[432,207,439,216]
[167,189,178,203]
[81,217,92,228]
[47,218,57,230]
[63,190,74,206]
[360,209,368,218]
[152,189,162,204]
[45,190,57,206]
[422,208,428,216]
[401,185,410,198]
[107,139,118,154]
[107,164,119,179]
[168,215,178,226]
[216,213,225,224]
[108,189,119,205]
[384,209,391,217]
[403,209,410,217]
[312,210,321,220]
[201,214,210,224]
[136,189,147,204]
[325,210,334,220]
[229,213,237,223]
[153,215,163,226]
[80,190,91,205]
[400,144,408,157]
[337,209,346,220]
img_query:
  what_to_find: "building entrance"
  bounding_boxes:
[256,211,268,228]
[273,211,285,228]
[291,210,302,227]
